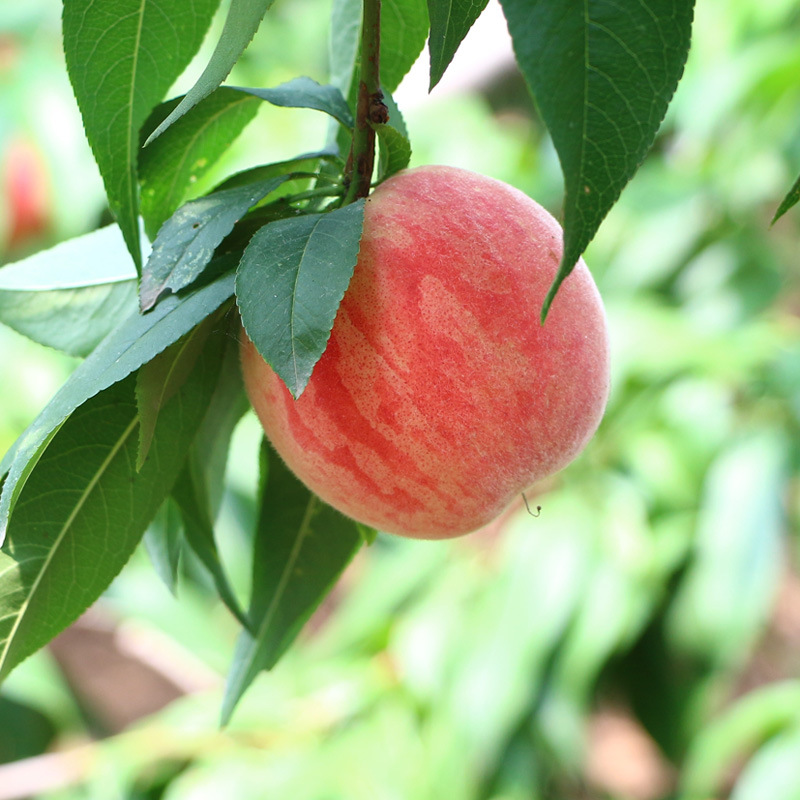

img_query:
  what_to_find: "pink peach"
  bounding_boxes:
[241,165,609,539]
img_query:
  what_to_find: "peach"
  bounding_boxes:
[240,165,609,539]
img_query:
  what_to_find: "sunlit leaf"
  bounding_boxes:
[62,0,219,272]
[144,0,277,145]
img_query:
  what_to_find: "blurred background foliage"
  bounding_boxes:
[1,0,800,798]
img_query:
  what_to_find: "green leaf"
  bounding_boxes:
[0,334,224,682]
[231,78,354,128]
[135,315,219,469]
[164,327,249,623]
[236,200,365,398]
[144,0,277,145]
[0,269,236,542]
[0,226,138,357]
[183,329,250,519]
[139,88,262,240]
[382,89,409,139]
[497,0,695,319]
[143,497,184,596]
[172,463,248,628]
[426,0,489,90]
[140,178,287,311]
[62,0,220,273]
[210,149,341,192]
[381,0,430,92]
[220,442,363,724]
[730,726,800,800]
[679,682,800,800]
[373,122,412,180]
[667,433,787,665]
[772,171,800,224]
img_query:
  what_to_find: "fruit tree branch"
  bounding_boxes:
[342,0,387,204]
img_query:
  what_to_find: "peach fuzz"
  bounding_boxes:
[240,165,610,539]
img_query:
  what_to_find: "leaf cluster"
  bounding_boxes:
[9,0,794,723]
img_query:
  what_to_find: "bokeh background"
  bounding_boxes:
[2,0,800,797]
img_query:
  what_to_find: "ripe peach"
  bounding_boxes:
[240,165,609,539]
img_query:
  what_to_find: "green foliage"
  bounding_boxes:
[139,89,263,240]
[222,442,364,723]
[0,335,223,680]
[144,0,277,145]
[497,0,696,319]
[0,226,137,356]
[2,0,800,793]
[236,200,365,398]
[427,0,489,90]
[62,0,220,272]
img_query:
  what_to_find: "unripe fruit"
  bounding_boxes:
[241,165,609,539]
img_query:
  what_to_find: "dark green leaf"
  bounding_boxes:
[0,226,138,357]
[144,0,277,145]
[167,327,249,624]
[373,122,412,180]
[220,442,363,724]
[236,200,365,398]
[62,0,219,272]
[143,498,184,596]
[0,269,236,540]
[497,0,694,319]
[139,88,262,240]
[135,315,219,469]
[231,78,354,128]
[172,464,248,628]
[0,334,224,682]
[427,0,489,89]
[772,171,800,224]
[184,329,250,518]
[140,178,287,311]
[381,0,430,91]
[211,149,341,192]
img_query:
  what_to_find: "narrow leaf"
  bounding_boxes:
[0,269,236,542]
[172,464,248,628]
[144,0,277,145]
[143,498,184,596]
[140,88,262,240]
[221,442,362,723]
[0,225,139,356]
[140,178,288,311]
[135,315,218,469]
[497,0,694,319]
[373,122,412,180]
[427,0,489,89]
[231,78,354,128]
[0,335,224,682]
[381,0,430,91]
[772,171,800,224]
[211,149,341,192]
[62,0,219,272]
[166,328,249,623]
[236,200,365,398]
